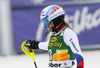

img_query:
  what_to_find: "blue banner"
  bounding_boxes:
[11,0,75,6]
[11,0,96,6]
[12,4,100,52]
[63,4,100,46]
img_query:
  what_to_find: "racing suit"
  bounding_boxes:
[38,24,84,68]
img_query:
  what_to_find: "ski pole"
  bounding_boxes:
[21,40,38,68]
[28,47,37,68]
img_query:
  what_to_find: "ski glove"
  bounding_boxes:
[24,40,39,49]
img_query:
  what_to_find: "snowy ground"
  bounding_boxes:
[0,50,100,68]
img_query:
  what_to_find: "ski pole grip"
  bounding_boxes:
[28,47,33,52]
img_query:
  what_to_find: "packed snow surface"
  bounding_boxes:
[0,50,100,68]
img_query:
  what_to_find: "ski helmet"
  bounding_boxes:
[40,5,65,28]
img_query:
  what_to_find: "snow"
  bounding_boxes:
[0,50,100,68]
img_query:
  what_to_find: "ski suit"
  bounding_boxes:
[38,24,84,68]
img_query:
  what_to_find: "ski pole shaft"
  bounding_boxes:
[34,62,37,68]
[28,47,38,68]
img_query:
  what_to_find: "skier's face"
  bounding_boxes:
[47,21,54,32]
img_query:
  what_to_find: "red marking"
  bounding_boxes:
[50,5,61,16]
[64,63,67,66]
[77,61,84,68]
[70,38,72,40]
[40,11,44,16]
[56,24,66,33]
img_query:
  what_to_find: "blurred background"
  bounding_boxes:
[0,0,100,68]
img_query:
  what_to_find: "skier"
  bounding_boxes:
[23,5,84,68]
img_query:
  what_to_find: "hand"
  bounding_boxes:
[24,40,39,49]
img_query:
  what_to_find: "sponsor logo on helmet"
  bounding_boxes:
[50,37,57,42]
[50,5,61,16]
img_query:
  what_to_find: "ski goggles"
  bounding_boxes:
[41,17,51,28]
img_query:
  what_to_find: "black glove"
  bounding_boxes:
[24,40,39,49]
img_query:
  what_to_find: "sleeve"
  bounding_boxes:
[63,28,84,68]
[38,42,48,50]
